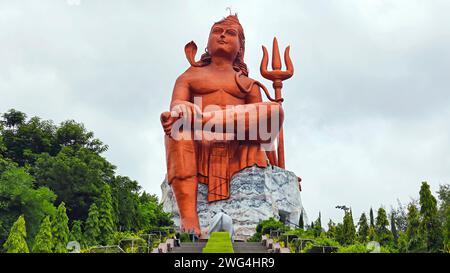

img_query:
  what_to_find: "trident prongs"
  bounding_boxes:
[260,37,294,82]
[259,37,294,169]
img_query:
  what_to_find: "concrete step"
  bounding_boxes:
[171,242,269,253]
[171,242,206,253]
[233,242,268,253]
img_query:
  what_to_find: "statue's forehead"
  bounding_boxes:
[211,22,240,31]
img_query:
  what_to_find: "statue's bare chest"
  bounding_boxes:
[189,70,247,106]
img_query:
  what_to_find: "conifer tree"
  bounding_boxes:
[98,184,115,245]
[443,206,450,252]
[406,203,424,252]
[32,216,53,253]
[3,215,29,253]
[369,208,375,228]
[84,203,100,246]
[368,226,376,241]
[335,223,344,244]
[298,211,304,230]
[419,182,443,252]
[375,207,393,246]
[390,212,398,245]
[69,220,84,245]
[327,220,336,239]
[52,202,70,253]
[357,212,369,243]
[342,210,356,245]
[437,184,450,252]
[313,212,322,237]
[397,231,409,252]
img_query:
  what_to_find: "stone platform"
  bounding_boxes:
[160,165,307,240]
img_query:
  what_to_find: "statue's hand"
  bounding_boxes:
[171,101,202,119]
[161,101,202,135]
[160,112,178,135]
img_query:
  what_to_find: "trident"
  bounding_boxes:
[260,37,294,169]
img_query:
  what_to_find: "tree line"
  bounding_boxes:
[0,109,172,253]
[252,182,449,253]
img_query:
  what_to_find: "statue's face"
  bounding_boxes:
[207,23,241,60]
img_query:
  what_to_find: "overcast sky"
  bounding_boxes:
[1,0,449,225]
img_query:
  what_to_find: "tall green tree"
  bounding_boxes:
[2,109,26,129]
[98,184,115,245]
[84,203,100,246]
[52,202,70,253]
[436,184,450,252]
[298,211,304,230]
[3,215,29,253]
[1,113,56,166]
[327,220,336,239]
[0,125,6,155]
[136,192,173,231]
[56,120,108,154]
[437,184,450,222]
[390,212,398,245]
[369,208,375,228]
[0,165,56,246]
[69,220,84,245]
[375,207,393,246]
[406,203,425,252]
[357,212,369,243]
[335,223,344,243]
[313,212,322,237]
[32,147,115,221]
[111,176,140,231]
[341,210,356,245]
[397,231,409,252]
[368,226,376,241]
[1,111,108,166]
[32,216,53,253]
[443,206,450,252]
[391,200,408,232]
[419,182,443,252]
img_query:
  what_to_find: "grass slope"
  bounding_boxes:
[202,232,234,253]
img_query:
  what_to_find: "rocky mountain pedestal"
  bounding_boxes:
[161,165,306,240]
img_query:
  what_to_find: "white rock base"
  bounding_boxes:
[160,165,307,241]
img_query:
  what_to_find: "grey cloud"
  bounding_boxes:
[1,0,449,224]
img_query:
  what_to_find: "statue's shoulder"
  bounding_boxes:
[236,73,259,92]
[176,66,202,83]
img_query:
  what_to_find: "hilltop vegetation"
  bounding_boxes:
[1,109,448,253]
[251,182,449,253]
[0,109,172,253]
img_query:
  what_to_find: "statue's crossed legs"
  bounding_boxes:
[162,102,283,235]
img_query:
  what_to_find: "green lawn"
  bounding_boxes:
[202,232,234,253]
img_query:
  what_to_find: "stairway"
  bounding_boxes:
[232,242,268,253]
[170,241,268,253]
[171,242,207,253]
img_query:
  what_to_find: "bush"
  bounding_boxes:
[337,243,369,253]
[247,232,262,242]
[177,232,192,243]
[256,217,289,235]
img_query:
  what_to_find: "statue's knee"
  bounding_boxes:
[171,177,197,198]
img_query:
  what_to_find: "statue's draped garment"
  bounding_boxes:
[165,135,268,202]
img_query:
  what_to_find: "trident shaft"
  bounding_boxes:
[260,37,294,169]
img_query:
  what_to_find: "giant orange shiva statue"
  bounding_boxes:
[160,14,294,235]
